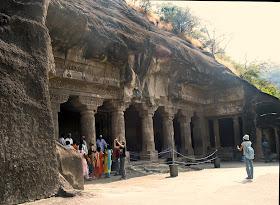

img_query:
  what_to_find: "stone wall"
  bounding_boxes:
[0,1,59,204]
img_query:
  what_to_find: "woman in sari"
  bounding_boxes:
[78,140,90,180]
[104,145,113,178]
[94,147,104,179]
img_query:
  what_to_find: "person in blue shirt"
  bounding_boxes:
[96,134,107,153]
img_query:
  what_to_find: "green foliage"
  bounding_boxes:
[230,59,280,99]
[156,3,200,36]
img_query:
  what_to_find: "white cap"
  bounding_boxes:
[243,134,249,140]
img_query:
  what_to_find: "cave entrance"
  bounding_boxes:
[264,128,277,153]
[153,109,164,154]
[95,102,112,146]
[124,105,142,158]
[219,118,235,147]
[59,97,81,144]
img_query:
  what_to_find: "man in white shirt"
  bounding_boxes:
[96,135,107,153]
[58,133,65,145]
[65,133,73,145]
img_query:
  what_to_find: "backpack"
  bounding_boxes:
[245,146,255,160]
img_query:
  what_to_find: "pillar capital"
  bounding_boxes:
[178,109,193,117]
[50,93,69,104]
[160,107,177,121]
[232,115,239,122]
[105,100,130,113]
[178,109,193,123]
[136,104,158,117]
[78,96,103,112]
[80,109,96,116]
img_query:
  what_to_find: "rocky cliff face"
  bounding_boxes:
[0,1,59,204]
[46,0,241,101]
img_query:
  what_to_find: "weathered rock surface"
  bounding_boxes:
[56,142,84,190]
[46,0,241,95]
[0,1,59,204]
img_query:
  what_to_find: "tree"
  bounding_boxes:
[156,3,200,37]
[200,27,232,56]
[233,58,280,98]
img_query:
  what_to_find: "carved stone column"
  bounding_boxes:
[78,96,103,145]
[109,101,129,144]
[233,116,241,145]
[80,109,96,144]
[255,127,264,159]
[162,107,177,151]
[192,112,207,155]
[137,104,158,160]
[50,93,69,139]
[178,110,194,155]
[213,118,221,149]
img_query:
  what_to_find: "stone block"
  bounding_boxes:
[56,142,84,190]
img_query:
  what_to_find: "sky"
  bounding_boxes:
[151,1,280,65]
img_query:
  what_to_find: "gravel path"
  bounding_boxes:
[24,161,279,205]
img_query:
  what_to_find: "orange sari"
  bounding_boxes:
[94,152,104,177]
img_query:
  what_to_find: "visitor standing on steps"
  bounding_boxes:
[237,134,254,180]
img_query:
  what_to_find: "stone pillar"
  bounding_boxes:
[78,96,103,145]
[274,127,279,159]
[162,108,177,150]
[233,116,241,145]
[192,112,207,155]
[178,110,194,155]
[80,109,96,145]
[49,93,69,139]
[111,108,126,144]
[255,127,264,159]
[137,104,158,160]
[213,118,221,149]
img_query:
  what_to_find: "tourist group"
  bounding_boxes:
[58,133,127,180]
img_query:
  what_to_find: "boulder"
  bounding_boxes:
[56,142,84,190]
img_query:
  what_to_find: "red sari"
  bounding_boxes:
[94,152,104,177]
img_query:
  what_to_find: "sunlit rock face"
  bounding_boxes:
[46,0,242,100]
[0,1,59,205]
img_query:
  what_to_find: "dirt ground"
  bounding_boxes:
[24,161,279,205]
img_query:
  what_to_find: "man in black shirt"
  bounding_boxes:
[114,138,126,180]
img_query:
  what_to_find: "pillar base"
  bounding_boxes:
[140,150,158,161]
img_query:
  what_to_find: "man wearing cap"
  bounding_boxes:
[237,134,254,179]
[96,134,107,153]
